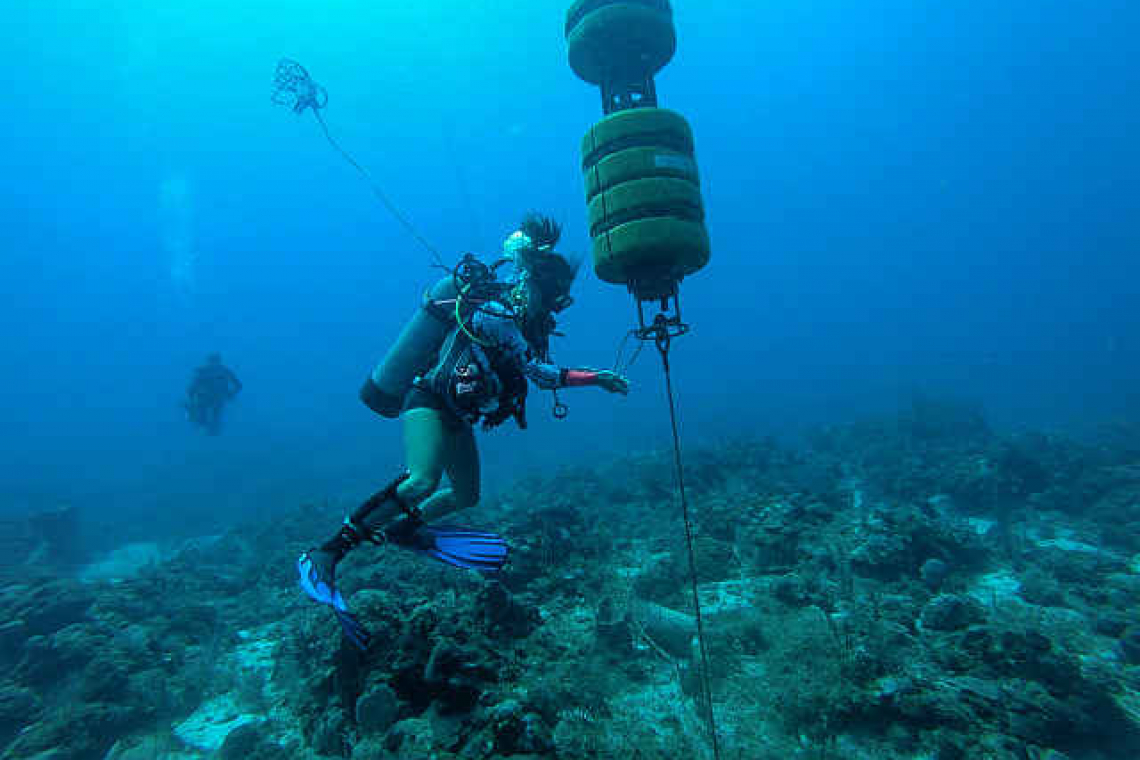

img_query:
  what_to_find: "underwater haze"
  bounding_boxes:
[3,1,1140,759]
[3,0,1138,529]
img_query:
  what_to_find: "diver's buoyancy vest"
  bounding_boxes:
[418,323,529,428]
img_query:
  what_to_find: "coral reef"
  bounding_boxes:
[3,405,1140,758]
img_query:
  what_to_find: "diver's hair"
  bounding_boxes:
[527,250,579,302]
[519,212,562,250]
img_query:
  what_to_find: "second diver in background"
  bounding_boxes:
[183,353,242,435]
[298,213,629,648]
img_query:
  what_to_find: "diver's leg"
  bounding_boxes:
[300,408,449,583]
[382,420,503,572]
[340,407,448,534]
[417,424,480,521]
[333,407,451,531]
[298,408,504,631]
[199,402,217,434]
[447,423,481,510]
[393,408,449,513]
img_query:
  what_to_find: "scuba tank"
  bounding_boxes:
[360,275,460,417]
[360,255,503,418]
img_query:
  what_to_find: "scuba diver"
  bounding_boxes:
[298,213,629,648]
[183,353,242,435]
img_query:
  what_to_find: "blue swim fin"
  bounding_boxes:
[333,607,371,650]
[385,519,508,571]
[298,551,372,650]
[420,525,509,571]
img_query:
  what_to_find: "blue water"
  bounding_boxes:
[2,0,1137,535]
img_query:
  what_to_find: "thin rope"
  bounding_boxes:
[614,329,646,375]
[655,336,722,760]
[312,110,445,269]
[443,120,485,251]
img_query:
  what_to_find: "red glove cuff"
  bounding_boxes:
[562,369,598,387]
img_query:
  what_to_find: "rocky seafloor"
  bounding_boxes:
[4,402,1140,759]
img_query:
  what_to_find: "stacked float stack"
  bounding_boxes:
[566,0,710,303]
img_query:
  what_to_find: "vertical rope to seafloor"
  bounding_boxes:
[654,328,722,760]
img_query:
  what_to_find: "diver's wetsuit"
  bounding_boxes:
[186,363,242,435]
[407,300,594,429]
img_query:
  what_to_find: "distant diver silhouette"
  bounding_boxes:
[271,58,442,264]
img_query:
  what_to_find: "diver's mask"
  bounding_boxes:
[501,229,560,264]
[502,230,535,263]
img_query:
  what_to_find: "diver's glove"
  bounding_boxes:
[594,370,630,395]
[562,368,629,395]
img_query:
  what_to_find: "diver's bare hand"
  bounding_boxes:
[596,370,630,395]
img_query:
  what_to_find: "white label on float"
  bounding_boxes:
[654,153,695,173]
